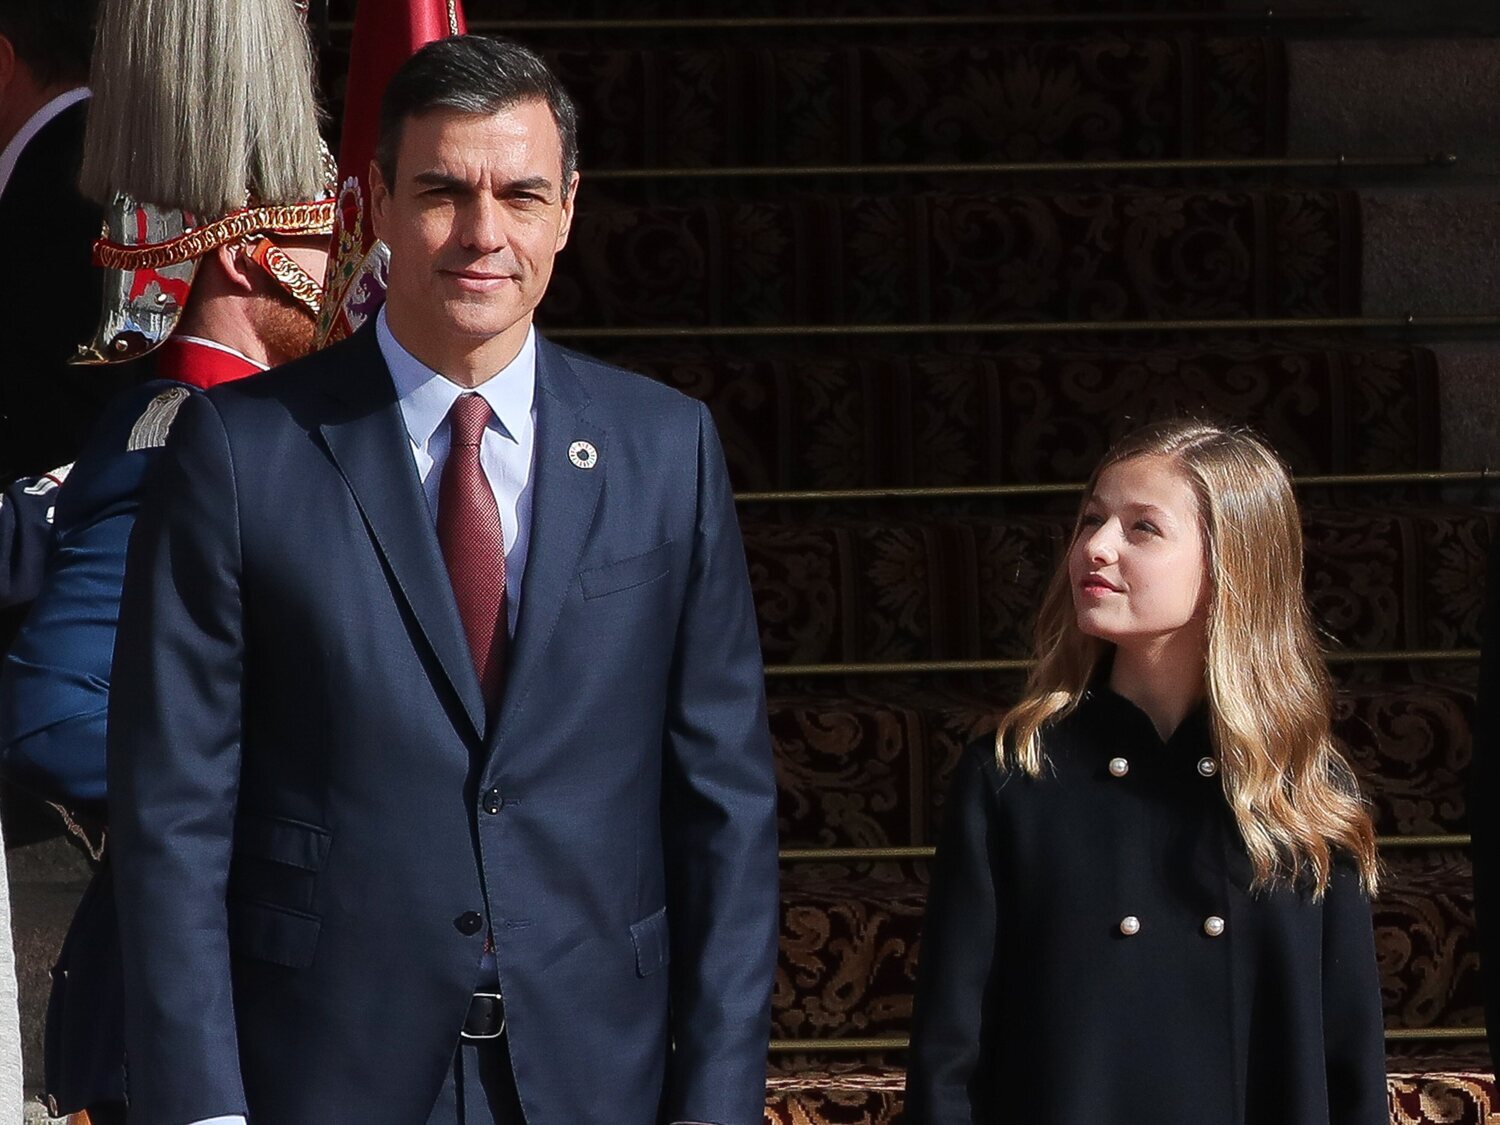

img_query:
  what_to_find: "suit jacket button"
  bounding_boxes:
[1108,757,1129,777]
[1197,757,1218,777]
[1204,915,1226,937]
[456,912,484,935]
[1118,915,1141,936]
[483,789,503,815]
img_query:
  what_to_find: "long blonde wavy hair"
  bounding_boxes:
[995,420,1379,897]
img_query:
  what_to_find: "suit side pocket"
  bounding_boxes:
[227,899,322,969]
[229,812,331,931]
[629,905,670,978]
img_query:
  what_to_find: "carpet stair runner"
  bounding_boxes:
[455,0,1233,17]
[546,34,1286,169]
[760,1045,1500,1125]
[772,850,1480,1039]
[768,679,1477,850]
[544,187,1360,328]
[312,5,1496,1122]
[739,510,1491,663]
[322,34,1286,169]
[602,342,1442,487]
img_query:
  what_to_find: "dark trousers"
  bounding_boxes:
[99,1044,524,1125]
[425,1038,526,1125]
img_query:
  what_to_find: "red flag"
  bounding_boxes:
[318,0,467,346]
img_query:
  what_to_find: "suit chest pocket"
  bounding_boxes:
[580,540,672,600]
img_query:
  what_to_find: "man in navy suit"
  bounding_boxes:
[108,35,779,1125]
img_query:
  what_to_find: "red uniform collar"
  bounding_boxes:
[153,336,266,390]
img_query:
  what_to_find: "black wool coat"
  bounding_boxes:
[0,99,138,483]
[904,687,1388,1125]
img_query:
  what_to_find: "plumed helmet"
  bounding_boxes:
[74,0,336,363]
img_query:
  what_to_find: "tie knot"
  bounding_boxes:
[448,393,493,448]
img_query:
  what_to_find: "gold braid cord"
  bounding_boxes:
[93,199,336,271]
[248,238,325,317]
[448,0,461,34]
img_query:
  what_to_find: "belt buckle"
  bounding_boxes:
[462,991,506,1041]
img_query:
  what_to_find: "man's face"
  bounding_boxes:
[371,100,577,361]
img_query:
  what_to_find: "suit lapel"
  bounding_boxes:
[316,326,488,740]
[488,339,606,756]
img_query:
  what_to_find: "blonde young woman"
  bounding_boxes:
[905,420,1387,1125]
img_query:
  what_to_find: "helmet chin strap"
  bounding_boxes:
[243,237,325,319]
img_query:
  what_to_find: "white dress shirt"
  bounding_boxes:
[183,313,539,1125]
[378,306,537,637]
[0,86,89,198]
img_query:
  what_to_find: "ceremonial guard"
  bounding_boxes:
[0,1,333,1119]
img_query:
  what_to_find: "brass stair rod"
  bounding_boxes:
[778,836,1470,863]
[735,469,1492,504]
[592,154,1456,181]
[329,11,1364,34]
[768,1027,1485,1052]
[546,314,1500,341]
[763,650,1479,677]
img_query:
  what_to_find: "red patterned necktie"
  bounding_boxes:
[437,393,508,713]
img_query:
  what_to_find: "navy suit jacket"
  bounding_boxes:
[108,325,780,1125]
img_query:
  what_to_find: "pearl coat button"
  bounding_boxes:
[1204,915,1226,937]
[1197,757,1218,777]
[1118,915,1141,936]
[1108,757,1130,777]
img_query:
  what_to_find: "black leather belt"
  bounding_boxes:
[462,992,506,1041]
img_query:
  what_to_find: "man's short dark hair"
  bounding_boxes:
[376,35,579,199]
[0,0,96,87]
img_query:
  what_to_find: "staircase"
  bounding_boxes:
[461,2,1498,1121]
[11,0,1500,1119]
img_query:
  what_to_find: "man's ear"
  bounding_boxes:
[212,242,257,294]
[369,159,390,242]
[0,36,18,94]
[555,171,581,253]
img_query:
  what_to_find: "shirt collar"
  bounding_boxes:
[376,305,537,450]
[0,87,90,199]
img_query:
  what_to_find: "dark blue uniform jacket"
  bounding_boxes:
[0,378,192,1113]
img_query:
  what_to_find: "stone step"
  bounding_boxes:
[597,341,1441,489]
[1431,340,1500,472]
[1361,187,1500,320]
[1231,0,1500,37]
[1288,39,1500,177]
[542,187,1361,329]
[741,507,1494,666]
[770,679,1476,850]
[6,854,90,1096]
[773,850,1480,1042]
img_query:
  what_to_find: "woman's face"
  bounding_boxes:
[1068,454,1208,649]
